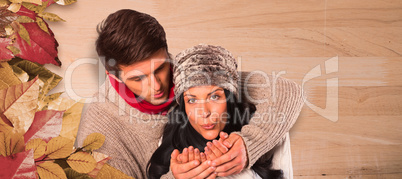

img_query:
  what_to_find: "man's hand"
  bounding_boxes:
[208,132,248,177]
[170,148,216,179]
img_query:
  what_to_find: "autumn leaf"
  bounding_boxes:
[37,161,67,179]
[16,15,34,23]
[82,133,105,151]
[12,6,61,66]
[24,110,64,143]
[0,7,18,37]
[10,64,29,83]
[0,62,21,90]
[64,168,92,179]
[38,91,62,110]
[0,149,36,178]
[39,11,65,22]
[67,151,97,173]
[0,38,14,61]
[0,131,25,157]
[88,152,111,178]
[96,163,135,179]
[59,101,84,141]
[25,138,46,159]
[0,114,13,133]
[45,136,73,159]
[56,0,77,6]
[0,77,39,133]
[7,3,22,13]
[11,59,62,98]
[36,16,48,34]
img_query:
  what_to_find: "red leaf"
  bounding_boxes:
[14,6,61,66]
[0,38,14,61]
[0,149,36,179]
[24,110,64,143]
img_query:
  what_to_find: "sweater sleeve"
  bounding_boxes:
[237,72,305,168]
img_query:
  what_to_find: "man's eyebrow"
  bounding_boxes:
[127,74,146,79]
[154,61,168,72]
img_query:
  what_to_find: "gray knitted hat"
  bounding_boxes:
[173,44,239,99]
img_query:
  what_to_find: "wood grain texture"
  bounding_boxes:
[44,0,402,178]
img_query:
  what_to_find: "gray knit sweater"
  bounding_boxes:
[76,72,304,179]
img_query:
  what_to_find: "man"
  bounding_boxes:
[76,9,304,179]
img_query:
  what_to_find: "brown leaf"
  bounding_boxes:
[10,64,28,82]
[0,7,18,37]
[0,62,21,90]
[0,77,39,133]
[37,161,67,179]
[0,131,25,156]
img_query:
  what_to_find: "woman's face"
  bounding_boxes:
[183,86,228,140]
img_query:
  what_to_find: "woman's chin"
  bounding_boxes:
[202,132,219,140]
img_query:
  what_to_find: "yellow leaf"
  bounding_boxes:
[0,131,24,156]
[67,152,97,173]
[59,101,84,141]
[0,62,21,90]
[56,0,76,5]
[45,136,73,159]
[6,46,20,56]
[17,22,31,45]
[25,138,47,159]
[47,97,76,111]
[21,0,41,5]
[16,15,34,23]
[21,2,38,12]
[7,3,21,13]
[88,152,110,178]
[36,17,49,34]
[2,78,39,133]
[10,65,28,83]
[9,0,22,3]
[64,168,92,179]
[37,161,67,179]
[82,133,105,151]
[39,12,65,22]
[96,164,134,179]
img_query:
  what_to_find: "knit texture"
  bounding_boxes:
[76,71,304,179]
[173,44,239,99]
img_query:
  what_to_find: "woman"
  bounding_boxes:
[147,44,283,179]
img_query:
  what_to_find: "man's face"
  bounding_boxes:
[118,48,171,105]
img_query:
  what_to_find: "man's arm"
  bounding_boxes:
[211,74,304,176]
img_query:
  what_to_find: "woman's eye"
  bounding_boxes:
[210,95,220,100]
[187,98,196,104]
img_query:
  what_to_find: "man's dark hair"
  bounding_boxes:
[96,9,168,77]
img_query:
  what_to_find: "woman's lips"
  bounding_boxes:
[201,124,215,130]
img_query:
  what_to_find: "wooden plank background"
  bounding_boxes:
[45,0,402,178]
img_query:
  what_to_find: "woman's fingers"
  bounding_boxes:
[212,140,228,154]
[194,148,201,162]
[182,148,189,163]
[200,152,207,163]
[188,146,194,161]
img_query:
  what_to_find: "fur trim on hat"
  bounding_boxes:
[173,44,239,99]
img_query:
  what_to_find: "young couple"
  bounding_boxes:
[76,9,304,179]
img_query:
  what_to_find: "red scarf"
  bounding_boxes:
[108,75,175,115]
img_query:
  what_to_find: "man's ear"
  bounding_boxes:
[106,70,123,83]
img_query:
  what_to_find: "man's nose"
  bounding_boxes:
[149,74,161,91]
